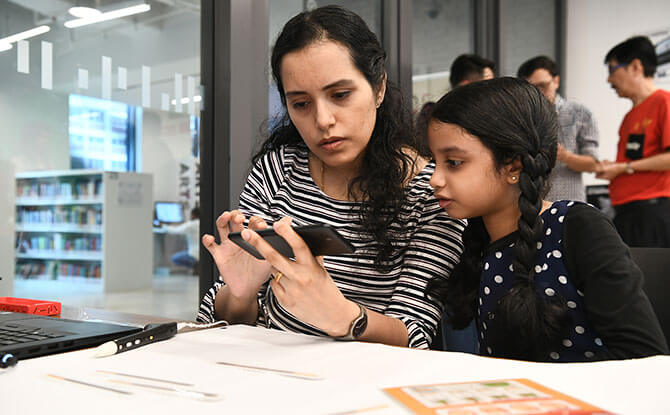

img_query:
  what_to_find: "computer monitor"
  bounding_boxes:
[154,201,184,224]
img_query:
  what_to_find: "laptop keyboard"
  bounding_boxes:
[0,323,70,346]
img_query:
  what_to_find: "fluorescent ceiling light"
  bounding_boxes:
[65,4,151,29]
[68,6,102,18]
[0,25,51,45]
[171,95,202,105]
[0,43,12,53]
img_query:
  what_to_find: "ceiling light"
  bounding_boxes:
[0,25,51,45]
[65,4,151,29]
[171,95,202,105]
[68,6,102,18]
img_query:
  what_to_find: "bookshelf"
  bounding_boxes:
[14,170,153,292]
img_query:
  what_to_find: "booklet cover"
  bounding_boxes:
[384,378,613,415]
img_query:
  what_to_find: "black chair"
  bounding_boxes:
[430,311,478,353]
[629,247,670,343]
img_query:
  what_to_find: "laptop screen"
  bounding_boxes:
[155,202,184,224]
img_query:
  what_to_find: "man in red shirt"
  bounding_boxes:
[597,36,670,247]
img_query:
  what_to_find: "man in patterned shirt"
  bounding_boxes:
[450,54,495,89]
[518,56,600,202]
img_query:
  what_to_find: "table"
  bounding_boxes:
[2,309,669,414]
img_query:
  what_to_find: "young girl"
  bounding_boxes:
[196,6,464,349]
[427,77,668,361]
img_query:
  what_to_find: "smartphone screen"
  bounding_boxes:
[228,224,355,260]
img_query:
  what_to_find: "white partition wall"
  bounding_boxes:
[102,171,153,292]
[0,160,15,296]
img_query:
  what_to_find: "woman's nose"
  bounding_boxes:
[314,100,336,131]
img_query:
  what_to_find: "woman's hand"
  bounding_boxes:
[201,211,273,300]
[240,217,359,336]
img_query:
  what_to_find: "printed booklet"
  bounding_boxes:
[384,378,613,415]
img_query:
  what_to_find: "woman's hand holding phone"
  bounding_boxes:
[240,217,360,336]
[201,210,273,301]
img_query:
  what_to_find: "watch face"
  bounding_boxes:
[352,310,368,339]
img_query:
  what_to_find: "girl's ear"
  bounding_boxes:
[506,157,523,184]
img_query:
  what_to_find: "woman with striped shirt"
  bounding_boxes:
[197,5,464,349]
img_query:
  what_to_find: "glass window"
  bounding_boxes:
[69,94,136,171]
[412,0,475,111]
[501,0,556,77]
[0,1,201,320]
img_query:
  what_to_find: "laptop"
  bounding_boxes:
[154,201,184,226]
[0,311,142,359]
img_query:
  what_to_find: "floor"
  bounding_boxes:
[12,273,200,321]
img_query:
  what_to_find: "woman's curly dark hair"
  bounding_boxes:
[254,5,414,272]
[426,77,570,360]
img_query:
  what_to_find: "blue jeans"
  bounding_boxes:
[172,251,197,268]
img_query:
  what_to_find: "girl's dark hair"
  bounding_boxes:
[427,77,568,360]
[255,5,414,272]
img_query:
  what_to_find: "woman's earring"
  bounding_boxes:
[511,176,517,181]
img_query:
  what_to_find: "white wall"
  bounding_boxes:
[565,0,670,185]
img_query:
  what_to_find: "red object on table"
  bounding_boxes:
[0,297,62,315]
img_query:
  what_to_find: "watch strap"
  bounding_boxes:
[625,162,635,174]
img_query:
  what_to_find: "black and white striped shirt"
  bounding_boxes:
[197,145,464,348]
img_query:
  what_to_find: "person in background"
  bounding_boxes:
[518,56,599,202]
[196,5,464,349]
[597,36,670,247]
[426,77,667,362]
[162,207,200,274]
[414,101,435,158]
[449,54,495,89]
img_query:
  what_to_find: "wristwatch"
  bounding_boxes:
[625,162,635,175]
[334,303,368,341]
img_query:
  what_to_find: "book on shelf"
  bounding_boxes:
[384,378,613,415]
[17,205,102,226]
[17,176,103,200]
[17,234,102,253]
[15,260,102,279]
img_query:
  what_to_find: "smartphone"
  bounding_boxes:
[228,224,355,260]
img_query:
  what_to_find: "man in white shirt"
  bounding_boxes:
[162,207,200,274]
[518,55,600,202]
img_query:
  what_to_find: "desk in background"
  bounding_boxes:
[3,309,669,414]
[152,227,189,275]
